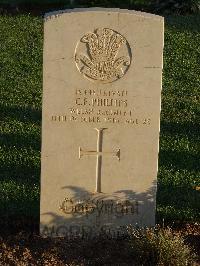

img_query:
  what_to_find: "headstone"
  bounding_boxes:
[40,8,164,238]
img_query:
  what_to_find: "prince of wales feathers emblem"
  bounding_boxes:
[75,28,131,83]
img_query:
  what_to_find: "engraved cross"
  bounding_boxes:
[79,128,120,193]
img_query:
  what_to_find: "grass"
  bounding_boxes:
[0,15,42,228]
[0,13,200,233]
[157,15,200,223]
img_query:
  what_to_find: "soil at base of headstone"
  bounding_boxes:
[0,222,199,265]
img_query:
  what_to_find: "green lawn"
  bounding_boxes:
[0,14,199,231]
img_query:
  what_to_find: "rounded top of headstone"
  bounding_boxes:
[44,8,164,22]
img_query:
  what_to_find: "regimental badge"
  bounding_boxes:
[75,28,131,83]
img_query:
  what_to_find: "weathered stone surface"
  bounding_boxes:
[40,8,164,237]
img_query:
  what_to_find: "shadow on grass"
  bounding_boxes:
[0,164,40,181]
[159,150,200,171]
[0,104,41,181]
[166,15,200,33]
[0,103,41,125]
[160,121,200,138]
[157,120,200,223]
[159,121,200,172]
[0,132,40,150]
[157,185,200,223]
[0,104,41,234]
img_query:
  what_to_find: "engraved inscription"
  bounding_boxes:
[51,88,152,126]
[79,128,120,193]
[75,28,131,83]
